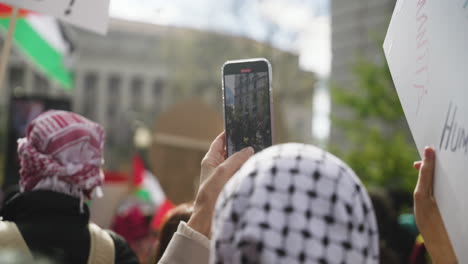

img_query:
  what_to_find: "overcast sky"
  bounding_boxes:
[109,0,331,77]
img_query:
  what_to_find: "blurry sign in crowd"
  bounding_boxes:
[384,0,468,261]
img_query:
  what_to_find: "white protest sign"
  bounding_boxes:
[0,0,110,34]
[384,0,468,261]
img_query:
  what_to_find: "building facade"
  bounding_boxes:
[331,0,396,85]
[71,19,170,164]
[330,0,396,142]
[2,18,315,171]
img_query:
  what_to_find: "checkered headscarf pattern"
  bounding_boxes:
[211,143,379,264]
[17,110,105,199]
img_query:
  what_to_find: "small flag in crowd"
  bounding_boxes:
[132,155,174,230]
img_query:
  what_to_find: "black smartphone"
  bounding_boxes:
[222,58,273,157]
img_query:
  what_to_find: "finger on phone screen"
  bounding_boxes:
[209,131,226,152]
[220,147,254,177]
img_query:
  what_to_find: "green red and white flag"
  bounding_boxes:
[0,4,73,90]
[132,155,175,230]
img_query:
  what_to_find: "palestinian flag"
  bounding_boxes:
[0,4,73,90]
[132,155,175,230]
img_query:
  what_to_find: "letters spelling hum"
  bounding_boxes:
[439,102,468,154]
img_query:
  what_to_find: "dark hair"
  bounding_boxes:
[369,189,414,264]
[154,203,193,262]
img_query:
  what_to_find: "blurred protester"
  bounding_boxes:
[369,189,413,263]
[0,110,139,264]
[388,188,414,216]
[412,147,457,264]
[154,203,193,262]
[112,194,155,264]
[409,235,429,264]
[158,132,380,263]
[387,188,419,244]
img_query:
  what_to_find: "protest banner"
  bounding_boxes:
[0,0,110,34]
[384,0,468,261]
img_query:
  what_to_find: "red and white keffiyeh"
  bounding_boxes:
[17,110,105,199]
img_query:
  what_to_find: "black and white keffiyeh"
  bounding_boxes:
[211,143,379,264]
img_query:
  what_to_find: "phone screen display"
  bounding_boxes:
[224,62,272,157]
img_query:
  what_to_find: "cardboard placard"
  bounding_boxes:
[1,0,110,34]
[384,0,468,261]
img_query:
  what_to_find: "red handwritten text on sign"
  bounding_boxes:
[413,0,430,114]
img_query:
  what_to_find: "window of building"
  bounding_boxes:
[107,74,121,119]
[153,79,164,97]
[130,76,143,112]
[106,74,121,148]
[9,66,25,94]
[34,73,49,95]
[152,79,164,113]
[83,72,98,120]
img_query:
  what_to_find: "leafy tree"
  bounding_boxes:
[331,55,419,193]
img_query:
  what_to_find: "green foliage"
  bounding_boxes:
[331,56,419,193]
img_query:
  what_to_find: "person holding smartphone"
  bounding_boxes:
[158,132,380,264]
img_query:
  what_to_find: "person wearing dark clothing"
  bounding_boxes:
[0,191,138,264]
[0,110,138,263]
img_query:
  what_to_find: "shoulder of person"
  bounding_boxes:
[105,229,140,264]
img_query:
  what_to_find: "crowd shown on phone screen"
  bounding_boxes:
[0,110,458,264]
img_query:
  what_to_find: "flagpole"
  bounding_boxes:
[0,7,19,187]
[0,6,19,91]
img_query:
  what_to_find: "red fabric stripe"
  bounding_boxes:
[70,113,83,123]
[104,171,128,183]
[54,115,67,128]
[59,114,70,127]
[0,4,31,17]
[48,116,59,131]
[42,119,54,134]
[44,128,101,154]
[151,199,175,230]
[51,115,65,128]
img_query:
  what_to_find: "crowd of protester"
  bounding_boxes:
[0,110,458,263]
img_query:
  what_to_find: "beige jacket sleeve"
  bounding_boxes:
[158,221,210,264]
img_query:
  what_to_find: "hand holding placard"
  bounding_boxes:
[413,148,457,264]
[384,0,468,261]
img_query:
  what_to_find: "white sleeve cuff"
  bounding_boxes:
[158,221,211,264]
[177,221,211,249]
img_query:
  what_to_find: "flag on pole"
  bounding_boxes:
[0,4,73,90]
[132,155,175,230]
